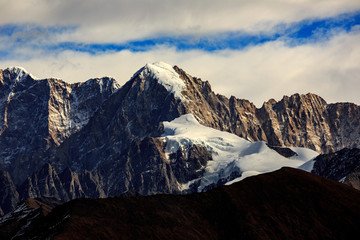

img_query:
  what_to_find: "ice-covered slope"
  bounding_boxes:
[138,62,187,101]
[162,114,319,191]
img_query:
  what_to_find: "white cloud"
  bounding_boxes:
[1,30,359,107]
[2,0,360,43]
[178,31,360,107]
[1,1,359,107]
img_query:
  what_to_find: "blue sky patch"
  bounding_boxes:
[1,11,359,60]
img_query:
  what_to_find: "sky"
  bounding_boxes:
[0,0,360,107]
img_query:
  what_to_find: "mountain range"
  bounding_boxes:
[1,62,360,237]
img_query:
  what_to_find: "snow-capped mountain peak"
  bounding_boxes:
[5,66,38,82]
[139,62,187,101]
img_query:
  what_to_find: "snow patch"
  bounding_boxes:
[289,147,319,162]
[298,159,316,172]
[161,114,317,191]
[339,176,346,183]
[140,62,187,101]
[296,148,319,172]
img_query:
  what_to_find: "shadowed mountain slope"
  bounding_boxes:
[5,167,360,240]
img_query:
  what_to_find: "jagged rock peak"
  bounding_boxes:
[284,93,327,107]
[2,66,38,83]
[134,62,187,101]
[1,67,121,89]
[77,76,120,88]
[263,93,327,108]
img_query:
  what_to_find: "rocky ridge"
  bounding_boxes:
[0,163,107,215]
[0,197,62,240]
[300,148,360,190]
[3,168,360,240]
[173,66,360,154]
[0,67,119,184]
[0,62,360,215]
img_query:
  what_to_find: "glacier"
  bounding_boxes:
[161,114,319,191]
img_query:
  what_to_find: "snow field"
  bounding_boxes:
[161,114,319,191]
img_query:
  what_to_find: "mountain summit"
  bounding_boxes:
[138,62,188,101]
[0,62,360,215]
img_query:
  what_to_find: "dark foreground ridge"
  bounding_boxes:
[2,167,360,240]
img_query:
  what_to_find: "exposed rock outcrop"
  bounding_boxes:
[0,67,119,184]
[0,170,19,216]
[0,197,62,239]
[18,163,69,202]
[343,167,360,190]
[17,163,107,204]
[174,66,360,154]
[309,148,360,189]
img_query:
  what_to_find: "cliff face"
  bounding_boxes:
[305,148,360,190]
[0,170,19,216]
[173,66,360,154]
[0,67,119,184]
[16,163,106,204]
[255,96,360,153]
